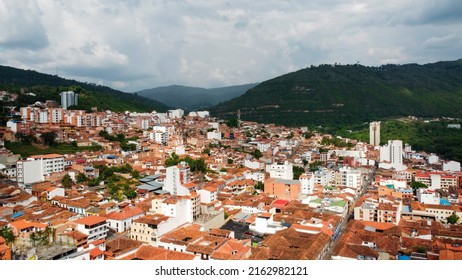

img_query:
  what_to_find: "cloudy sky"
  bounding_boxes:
[0,0,461,92]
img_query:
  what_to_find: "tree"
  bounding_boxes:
[227,158,234,164]
[254,181,264,190]
[131,170,140,179]
[0,226,16,244]
[76,173,88,184]
[61,174,74,188]
[411,181,428,191]
[40,131,57,146]
[293,166,305,180]
[253,149,263,160]
[447,212,460,224]
[203,148,211,156]
[124,188,137,200]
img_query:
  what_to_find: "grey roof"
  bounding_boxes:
[137,184,163,191]
[154,189,170,195]
[139,174,161,183]
[275,178,300,185]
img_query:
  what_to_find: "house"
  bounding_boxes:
[249,227,331,260]
[157,224,206,253]
[120,244,195,260]
[105,237,144,260]
[73,216,109,242]
[130,214,170,245]
[105,206,145,233]
[0,236,11,260]
[210,238,251,260]
[186,235,229,260]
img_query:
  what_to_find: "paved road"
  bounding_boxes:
[322,166,376,259]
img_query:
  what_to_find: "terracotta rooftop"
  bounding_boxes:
[105,206,144,221]
[250,227,330,260]
[121,244,195,260]
[74,216,107,226]
[133,214,169,226]
[106,237,143,258]
[160,224,206,246]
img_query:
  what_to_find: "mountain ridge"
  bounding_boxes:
[208,59,462,129]
[137,83,258,111]
[0,65,170,113]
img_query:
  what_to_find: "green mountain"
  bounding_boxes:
[209,59,462,130]
[0,65,169,113]
[137,83,258,111]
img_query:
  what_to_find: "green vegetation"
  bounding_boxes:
[320,136,354,148]
[61,174,74,188]
[98,130,138,151]
[254,181,264,190]
[0,226,16,244]
[447,213,460,224]
[411,181,428,191]
[210,59,462,129]
[138,83,257,112]
[0,65,169,116]
[337,119,462,162]
[5,141,102,158]
[164,153,208,173]
[252,149,263,160]
[293,166,305,180]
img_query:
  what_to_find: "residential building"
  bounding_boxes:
[16,154,65,185]
[369,121,380,146]
[60,91,78,109]
[164,162,191,196]
[267,161,293,180]
[105,207,145,233]
[264,177,301,200]
[299,173,315,195]
[73,216,109,242]
[379,140,406,171]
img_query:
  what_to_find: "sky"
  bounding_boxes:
[0,0,461,92]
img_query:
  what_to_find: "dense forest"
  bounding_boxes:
[209,59,462,130]
[0,65,169,113]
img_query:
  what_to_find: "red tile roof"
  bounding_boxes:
[74,216,107,226]
[105,207,144,221]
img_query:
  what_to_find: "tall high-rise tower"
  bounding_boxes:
[369,121,381,146]
[60,91,78,109]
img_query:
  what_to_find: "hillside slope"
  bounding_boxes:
[138,83,258,111]
[209,59,462,129]
[0,65,169,113]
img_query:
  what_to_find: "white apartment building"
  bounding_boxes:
[267,161,293,180]
[74,216,109,242]
[416,189,440,205]
[163,162,191,196]
[168,109,184,119]
[60,91,78,109]
[443,161,461,172]
[299,173,315,195]
[16,154,65,185]
[313,169,333,186]
[334,167,362,190]
[379,140,406,171]
[207,131,222,141]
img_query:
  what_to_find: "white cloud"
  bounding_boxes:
[0,0,460,92]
